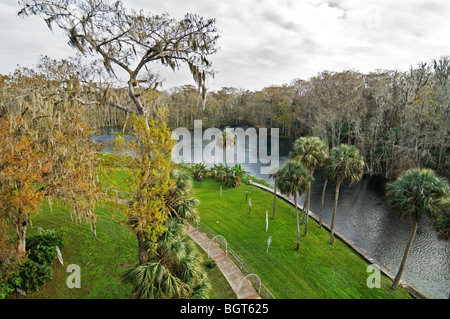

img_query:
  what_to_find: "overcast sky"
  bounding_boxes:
[1,0,450,91]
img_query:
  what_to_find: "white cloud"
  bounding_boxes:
[1,0,450,91]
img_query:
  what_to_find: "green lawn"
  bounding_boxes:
[21,153,412,299]
[22,155,236,299]
[193,177,413,299]
[24,200,137,299]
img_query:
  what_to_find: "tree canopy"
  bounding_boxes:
[18,0,220,116]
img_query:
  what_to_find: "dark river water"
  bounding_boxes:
[95,127,450,299]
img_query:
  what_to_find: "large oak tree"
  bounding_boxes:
[19,0,220,117]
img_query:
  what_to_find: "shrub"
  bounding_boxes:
[224,164,248,188]
[0,230,64,298]
[193,163,208,181]
[210,163,227,182]
[204,258,217,269]
[100,152,136,168]
[18,259,53,292]
[27,231,63,265]
[225,174,241,188]
[0,280,16,299]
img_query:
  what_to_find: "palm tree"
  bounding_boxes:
[277,160,313,251]
[123,168,208,298]
[165,168,199,224]
[289,136,328,236]
[386,168,449,289]
[216,129,236,168]
[326,144,364,245]
[128,168,199,265]
[269,166,281,219]
[122,218,210,299]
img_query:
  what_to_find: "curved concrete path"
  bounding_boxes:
[187,225,260,299]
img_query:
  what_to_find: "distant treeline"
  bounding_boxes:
[1,55,448,181]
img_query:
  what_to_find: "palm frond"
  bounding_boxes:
[386,168,449,222]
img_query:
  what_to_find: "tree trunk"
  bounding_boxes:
[16,212,27,255]
[137,231,148,265]
[303,170,314,236]
[319,179,328,227]
[303,189,310,235]
[272,178,277,219]
[127,77,145,117]
[391,219,418,289]
[300,195,307,225]
[330,181,341,245]
[295,193,300,251]
[224,147,227,168]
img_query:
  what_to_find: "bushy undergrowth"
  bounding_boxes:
[204,258,217,269]
[0,230,63,298]
[181,162,250,188]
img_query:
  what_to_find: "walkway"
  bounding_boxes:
[187,225,261,299]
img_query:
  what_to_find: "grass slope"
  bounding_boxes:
[24,200,137,299]
[23,155,235,299]
[193,177,412,299]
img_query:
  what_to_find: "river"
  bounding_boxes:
[94,127,450,299]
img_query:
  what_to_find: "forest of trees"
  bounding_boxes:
[165,61,450,182]
[2,55,448,181]
[0,0,448,300]
[2,0,220,299]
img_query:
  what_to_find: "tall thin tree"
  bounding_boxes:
[269,166,281,220]
[216,130,236,168]
[277,160,313,251]
[319,158,333,228]
[289,136,328,235]
[326,144,364,244]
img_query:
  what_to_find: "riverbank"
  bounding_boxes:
[248,180,427,299]
[94,125,449,299]
[192,176,413,299]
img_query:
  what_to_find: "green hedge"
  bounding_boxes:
[0,230,63,298]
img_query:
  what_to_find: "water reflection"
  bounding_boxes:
[95,127,449,299]
[307,173,450,299]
